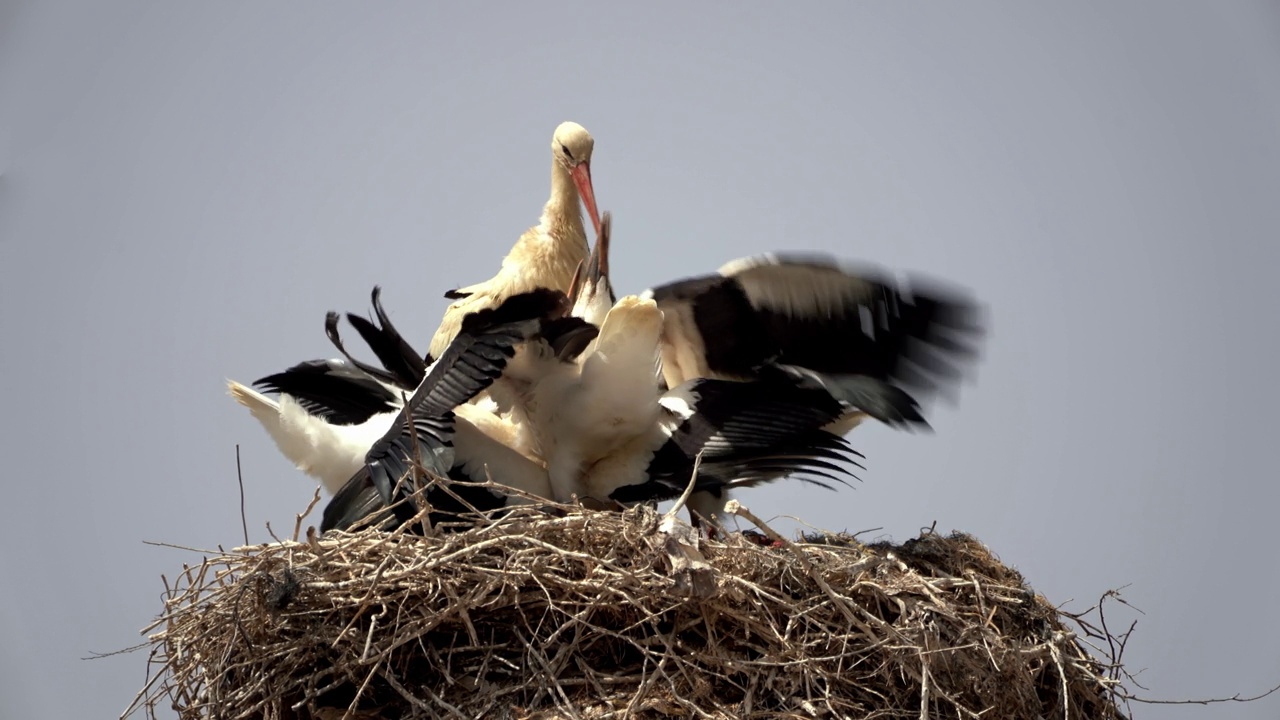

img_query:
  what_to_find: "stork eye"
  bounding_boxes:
[560,143,574,160]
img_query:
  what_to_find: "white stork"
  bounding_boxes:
[486,214,954,523]
[226,289,589,520]
[468,213,658,501]
[427,121,603,360]
[319,288,590,532]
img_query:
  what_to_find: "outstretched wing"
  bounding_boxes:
[647,254,985,403]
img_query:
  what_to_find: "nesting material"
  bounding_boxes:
[127,497,1131,720]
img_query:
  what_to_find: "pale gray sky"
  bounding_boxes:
[2,2,1279,718]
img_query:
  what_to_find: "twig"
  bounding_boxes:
[235,444,249,546]
[918,656,931,720]
[661,451,704,524]
[141,540,222,554]
[1121,681,1280,706]
[292,486,323,543]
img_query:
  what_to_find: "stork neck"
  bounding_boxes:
[540,161,587,242]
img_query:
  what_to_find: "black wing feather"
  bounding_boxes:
[324,311,404,388]
[758,363,928,430]
[324,288,572,531]
[253,359,400,425]
[647,257,985,405]
[322,466,513,534]
[344,286,428,389]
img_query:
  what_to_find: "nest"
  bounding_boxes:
[127,495,1134,720]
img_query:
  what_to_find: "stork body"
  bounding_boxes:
[321,289,589,533]
[502,294,665,502]
[428,121,603,360]
[475,214,661,502]
[227,290,588,524]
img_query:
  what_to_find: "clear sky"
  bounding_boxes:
[2,2,1278,718]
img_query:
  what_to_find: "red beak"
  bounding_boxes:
[570,162,602,239]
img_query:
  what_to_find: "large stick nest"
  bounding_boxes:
[127,498,1132,719]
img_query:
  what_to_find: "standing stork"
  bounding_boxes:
[427,121,603,360]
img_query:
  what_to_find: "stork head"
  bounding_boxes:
[552,121,602,238]
[569,210,616,325]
